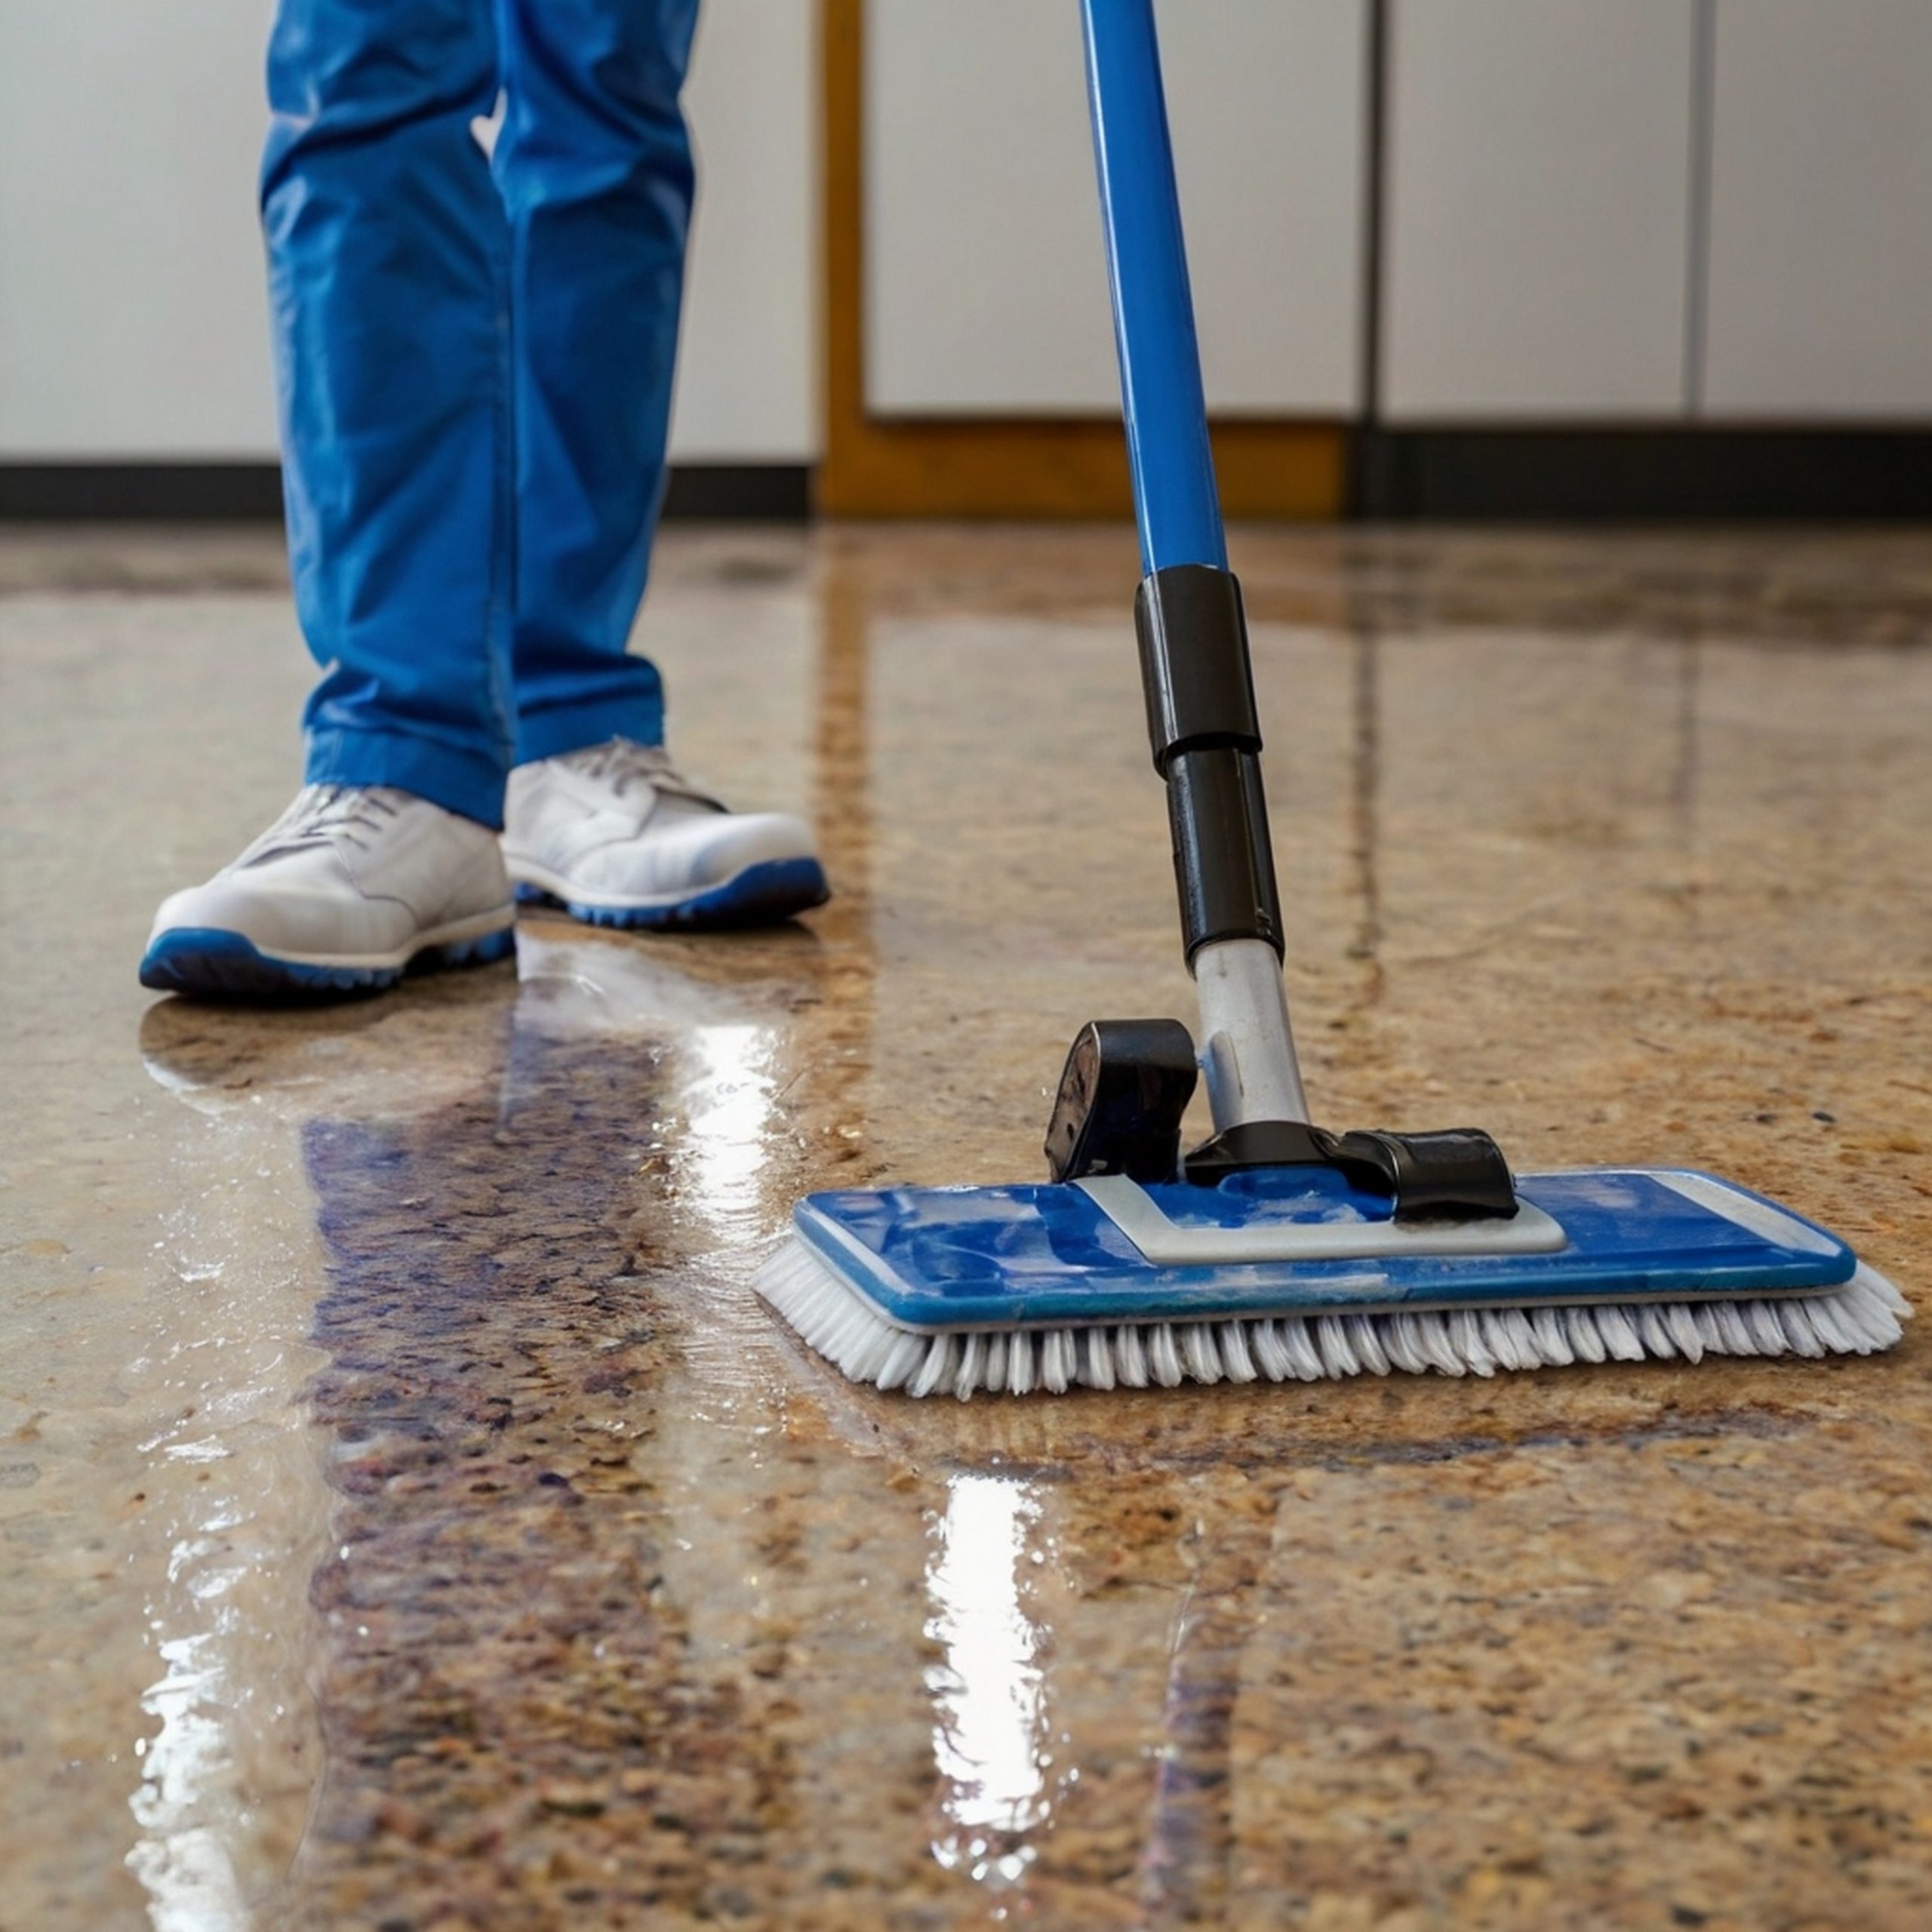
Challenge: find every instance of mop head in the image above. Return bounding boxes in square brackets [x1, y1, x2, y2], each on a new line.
[755, 1165, 1907, 1398]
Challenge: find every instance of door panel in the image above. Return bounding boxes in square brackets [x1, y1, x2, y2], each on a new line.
[1380, 0, 1697, 420]
[863, 0, 1368, 417]
[1703, 0, 1932, 420]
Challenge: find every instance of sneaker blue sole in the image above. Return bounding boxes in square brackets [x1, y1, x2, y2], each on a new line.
[514, 856, 831, 931]
[138, 923, 517, 999]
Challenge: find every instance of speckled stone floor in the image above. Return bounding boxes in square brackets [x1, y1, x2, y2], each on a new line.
[2, 522, 1930, 1931]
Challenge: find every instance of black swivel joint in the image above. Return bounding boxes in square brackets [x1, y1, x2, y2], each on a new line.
[1134, 565, 1283, 963]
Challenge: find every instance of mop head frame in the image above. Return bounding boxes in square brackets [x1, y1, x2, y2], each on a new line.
[755, 1164, 1907, 1399]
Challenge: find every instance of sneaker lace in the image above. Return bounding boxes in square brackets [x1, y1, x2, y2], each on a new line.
[239, 785, 403, 865]
[564, 739, 723, 811]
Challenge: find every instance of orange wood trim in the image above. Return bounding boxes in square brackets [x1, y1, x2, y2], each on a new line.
[817, 0, 1348, 521]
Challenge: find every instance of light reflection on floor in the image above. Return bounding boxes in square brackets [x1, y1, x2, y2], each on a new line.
[925, 1473, 1053, 1887]
[681, 1021, 781, 1241]
[128, 1627, 251, 1932]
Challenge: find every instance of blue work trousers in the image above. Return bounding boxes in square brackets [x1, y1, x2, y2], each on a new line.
[263, 0, 700, 829]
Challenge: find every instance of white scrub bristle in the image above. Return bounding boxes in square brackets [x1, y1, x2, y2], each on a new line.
[753, 1238, 1909, 1401]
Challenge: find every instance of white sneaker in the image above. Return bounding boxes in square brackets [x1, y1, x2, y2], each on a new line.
[140, 786, 516, 996]
[503, 739, 829, 929]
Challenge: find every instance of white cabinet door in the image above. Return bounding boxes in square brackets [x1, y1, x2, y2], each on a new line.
[1380, 0, 1697, 420]
[1703, 0, 1932, 420]
[0, 0, 279, 457]
[865, 0, 1368, 417]
[673, 0, 816, 460]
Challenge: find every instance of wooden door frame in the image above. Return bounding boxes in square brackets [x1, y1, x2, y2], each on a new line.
[817, 0, 1349, 519]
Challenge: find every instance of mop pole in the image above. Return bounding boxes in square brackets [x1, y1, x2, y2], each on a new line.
[1079, 0, 1308, 1133]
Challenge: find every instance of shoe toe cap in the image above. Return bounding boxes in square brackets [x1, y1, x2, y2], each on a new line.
[678, 812, 820, 887]
[146, 879, 278, 951]
[565, 812, 818, 897]
[146, 872, 406, 961]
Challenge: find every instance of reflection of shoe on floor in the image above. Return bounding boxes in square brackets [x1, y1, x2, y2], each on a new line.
[140, 786, 516, 998]
[504, 739, 829, 930]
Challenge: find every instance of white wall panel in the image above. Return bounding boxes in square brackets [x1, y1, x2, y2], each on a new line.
[1703, 0, 1932, 420]
[1381, 0, 1696, 420]
[865, 0, 1367, 417]
[672, 0, 816, 460]
[0, 0, 813, 462]
[0, 0, 281, 457]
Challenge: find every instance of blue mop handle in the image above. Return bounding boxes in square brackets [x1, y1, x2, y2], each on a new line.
[1078, 0, 1309, 1135]
[1079, 0, 1227, 577]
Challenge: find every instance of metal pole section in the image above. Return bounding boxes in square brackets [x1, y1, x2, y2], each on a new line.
[1194, 938, 1309, 1128]
[1080, 0, 1309, 1131]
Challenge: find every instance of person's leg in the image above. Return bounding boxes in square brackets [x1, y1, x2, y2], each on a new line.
[136, 0, 518, 998]
[491, 0, 700, 761]
[488, 0, 827, 931]
[264, 0, 515, 828]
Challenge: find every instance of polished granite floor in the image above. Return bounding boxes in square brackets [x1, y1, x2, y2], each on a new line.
[2, 521, 1929, 1930]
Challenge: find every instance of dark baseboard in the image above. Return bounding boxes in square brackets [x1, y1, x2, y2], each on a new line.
[0, 460, 814, 523]
[1352, 427, 1932, 520]
[0, 462, 285, 521]
[7, 442, 1928, 525]
[659, 463, 811, 520]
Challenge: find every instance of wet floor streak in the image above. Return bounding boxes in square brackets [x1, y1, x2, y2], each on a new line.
[276, 991, 1150, 1932]
[1134, 1486, 1271, 1929]
[293, 1024, 793, 1927]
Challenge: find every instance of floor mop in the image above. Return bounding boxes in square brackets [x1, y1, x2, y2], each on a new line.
[756, 0, 1908, 1398]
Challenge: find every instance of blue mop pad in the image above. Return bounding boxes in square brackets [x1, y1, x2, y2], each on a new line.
[757, 1167, 1906, 1398]
[755, 0, 1909, 1396]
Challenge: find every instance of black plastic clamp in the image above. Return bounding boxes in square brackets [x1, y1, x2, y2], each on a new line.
[1182, 1119, 1519, 1220]
[1133, 565, 1284, 963]
[1165, 744, 1283, 960]
[1044, 1018, 1199, 1183]
[1134, 565, 1262, 771]
[1041, 1018, 1519, 1220]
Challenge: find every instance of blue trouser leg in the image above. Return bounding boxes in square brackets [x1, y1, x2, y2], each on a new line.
[264, 0, 698, 828]
[493, 0, 699, 764]
[265, 0, 515, 827]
